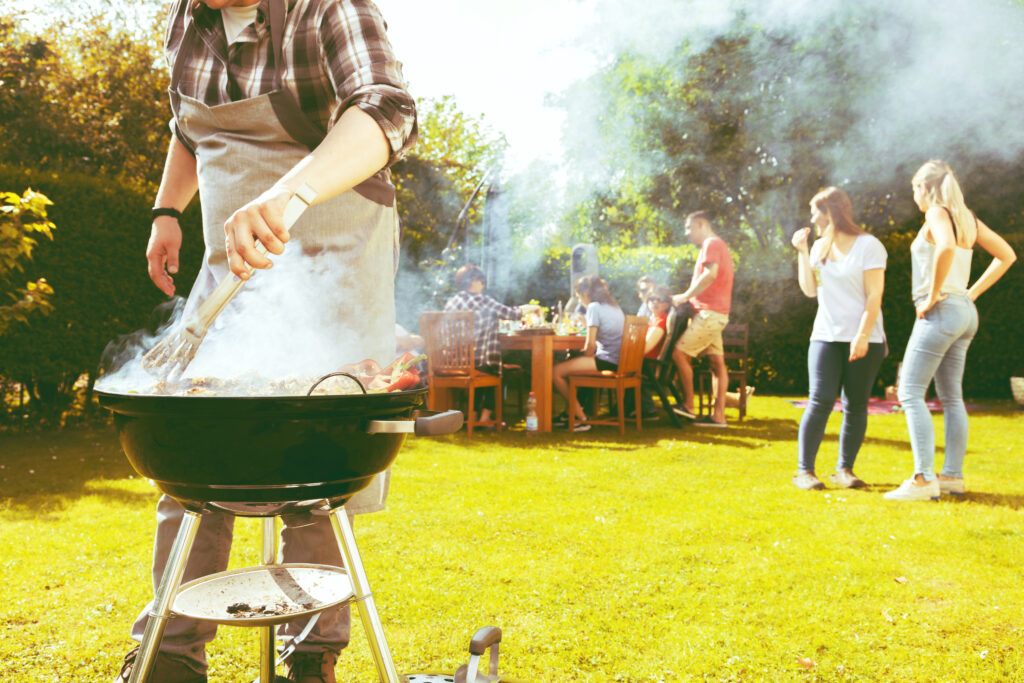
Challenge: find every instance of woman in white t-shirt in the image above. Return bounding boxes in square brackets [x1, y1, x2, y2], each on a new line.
[791, 187, 887, 491]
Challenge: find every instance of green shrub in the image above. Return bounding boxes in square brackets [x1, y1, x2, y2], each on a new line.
[0, 164, 202, 405]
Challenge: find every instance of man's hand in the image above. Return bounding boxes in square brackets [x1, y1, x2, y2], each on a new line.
[671, 293, 690, 307]
[224, 186, 293, 279]
[146, 217, 183, 296]
[791, 227, 811, 253]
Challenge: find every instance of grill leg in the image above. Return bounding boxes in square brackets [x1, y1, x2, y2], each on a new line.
[129, 510, 202, 683]
[329, 508, 401, 683]
[259, 517, 277, 682]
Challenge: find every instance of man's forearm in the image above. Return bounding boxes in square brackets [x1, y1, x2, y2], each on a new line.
[154, 136, 199, 210]
[273, 107, 390, 204]
[675, 269, 717, 303]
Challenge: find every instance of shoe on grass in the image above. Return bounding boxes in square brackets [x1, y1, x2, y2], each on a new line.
[884, 477, 940, 501]
[695, 416, 728, 428]
[792, 472, 825, 490]
[938, 476, 966, 496]
[552, 412, 569, 427]
[572, 422, 592, 432]
[672, 405, 697, 420]
[285, 651, 339, 683]
[829, 469, 866, 489]
[113, 646, 207, 683]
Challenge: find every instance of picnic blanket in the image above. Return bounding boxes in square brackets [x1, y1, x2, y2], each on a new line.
[788, 398, 984, 415]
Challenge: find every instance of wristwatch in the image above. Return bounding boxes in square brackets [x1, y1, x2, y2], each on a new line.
[151, 207, 182, 221]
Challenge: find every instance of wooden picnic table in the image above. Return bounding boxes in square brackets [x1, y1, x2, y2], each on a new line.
[499, 332, 586, 432]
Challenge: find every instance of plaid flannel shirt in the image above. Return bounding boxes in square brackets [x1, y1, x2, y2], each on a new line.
[165, 0, 417, 164]
[443, 291, 521, 368]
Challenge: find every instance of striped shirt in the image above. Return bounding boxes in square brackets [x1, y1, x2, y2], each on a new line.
[164, 0, 417, 164]
[444, 291, 522, 367]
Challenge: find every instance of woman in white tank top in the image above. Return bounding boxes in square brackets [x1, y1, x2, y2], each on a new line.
[884, 161, 1016, 501]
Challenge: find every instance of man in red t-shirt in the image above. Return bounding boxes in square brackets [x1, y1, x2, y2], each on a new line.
[670, 211, 735, 427]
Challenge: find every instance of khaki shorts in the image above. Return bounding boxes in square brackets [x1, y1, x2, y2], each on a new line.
[675, 309, 729, 357]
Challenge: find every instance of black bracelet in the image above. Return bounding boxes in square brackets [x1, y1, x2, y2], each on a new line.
[151, 207, 182, 221]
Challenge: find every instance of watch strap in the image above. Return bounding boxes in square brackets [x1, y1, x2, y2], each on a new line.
[152, 207, 182, 220]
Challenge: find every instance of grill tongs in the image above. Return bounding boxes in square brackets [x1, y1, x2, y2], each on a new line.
[142, 183, 318, 382]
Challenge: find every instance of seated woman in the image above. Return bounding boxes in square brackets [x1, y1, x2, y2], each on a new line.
[643, 285, 673, 358]
[552, 275, 625, 432]
[443, 264, 537, 426]
[627, 285, 673, 418]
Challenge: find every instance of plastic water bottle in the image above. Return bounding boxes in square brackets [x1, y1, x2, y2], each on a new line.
[525, 392, 539, 436]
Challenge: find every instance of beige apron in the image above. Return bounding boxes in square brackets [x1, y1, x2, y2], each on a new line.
[170, 3, 397, 513]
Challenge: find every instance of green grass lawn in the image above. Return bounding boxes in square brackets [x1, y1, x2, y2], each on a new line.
[1, 395, 1023, 682]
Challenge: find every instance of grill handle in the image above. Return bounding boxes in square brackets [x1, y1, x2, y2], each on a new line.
[366, 409, 463, 436]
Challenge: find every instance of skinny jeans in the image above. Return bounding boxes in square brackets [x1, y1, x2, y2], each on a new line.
[897, 294, 978, 481]
[798, 340, 886, 473]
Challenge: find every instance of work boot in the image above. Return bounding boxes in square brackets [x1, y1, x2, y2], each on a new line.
[284, 651, 338, 683]
[112, 645, 207, 683]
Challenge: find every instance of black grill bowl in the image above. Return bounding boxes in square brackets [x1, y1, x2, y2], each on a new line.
[98, 388, 429, 515]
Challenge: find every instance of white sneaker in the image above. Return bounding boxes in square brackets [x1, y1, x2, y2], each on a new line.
[938, 477, 966, 496]
[884, 478, 940, 501]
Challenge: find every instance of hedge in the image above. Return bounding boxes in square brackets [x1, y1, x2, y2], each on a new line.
[1, 162, 1020, 406]
[492, 233, 1022, 399]
[0, 164, 203, 404]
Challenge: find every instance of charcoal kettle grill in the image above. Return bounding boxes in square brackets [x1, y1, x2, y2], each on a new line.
[99, 381, 466, 683]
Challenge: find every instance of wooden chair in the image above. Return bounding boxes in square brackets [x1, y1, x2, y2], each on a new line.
[568, 315, 649, 435]
[697, 322, 749, 421]
[419, 311, 503, 436]
[642, 304, 691, 427]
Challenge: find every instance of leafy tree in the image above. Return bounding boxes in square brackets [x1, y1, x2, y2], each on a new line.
[0, 189, 55, 335]
[392, 96, 509, 320]
[0, 7, 169, 189]
[393, 95, 509, 266]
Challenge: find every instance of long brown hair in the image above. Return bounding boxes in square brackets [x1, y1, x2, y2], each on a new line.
[811, 186, 865, 265]
[575, 275, 618, 307]
[913, 160, 974, 241]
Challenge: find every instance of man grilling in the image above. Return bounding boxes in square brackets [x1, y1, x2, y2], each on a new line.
[114, 1, 416, 681]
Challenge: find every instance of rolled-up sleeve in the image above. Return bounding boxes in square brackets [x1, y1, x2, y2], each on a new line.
[319, 0, 418, 164]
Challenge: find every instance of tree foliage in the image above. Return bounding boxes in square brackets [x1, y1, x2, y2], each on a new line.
[393, 95, 508, 266]
[558, 7, 1024, 254]
[0, 189, 55, 335]
[0, 9, 169, 189]
[0, 164, 204, 407]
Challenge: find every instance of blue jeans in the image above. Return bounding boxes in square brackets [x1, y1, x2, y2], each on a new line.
[897, 294, 978, 481]
[798, 340, 886, 473]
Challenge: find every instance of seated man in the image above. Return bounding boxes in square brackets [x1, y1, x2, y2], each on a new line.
[443, 264, 538, 425]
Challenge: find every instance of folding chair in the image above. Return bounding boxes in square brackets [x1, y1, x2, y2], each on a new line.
[698, 322, 748, 421]
[642, 304, 691, 427]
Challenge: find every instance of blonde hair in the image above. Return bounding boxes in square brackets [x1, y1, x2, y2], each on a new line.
[912, 160, 974, 240]
[810, 186, 865, 265]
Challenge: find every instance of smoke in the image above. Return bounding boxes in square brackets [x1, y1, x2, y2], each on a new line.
[97, 246, 399, 394]
[565, 0, 1024, 224]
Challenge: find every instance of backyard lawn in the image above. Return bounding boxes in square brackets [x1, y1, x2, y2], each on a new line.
[1, 395, 1023, 682]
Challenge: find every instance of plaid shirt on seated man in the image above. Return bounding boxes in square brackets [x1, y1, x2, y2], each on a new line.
[443, 289, 522, 368]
